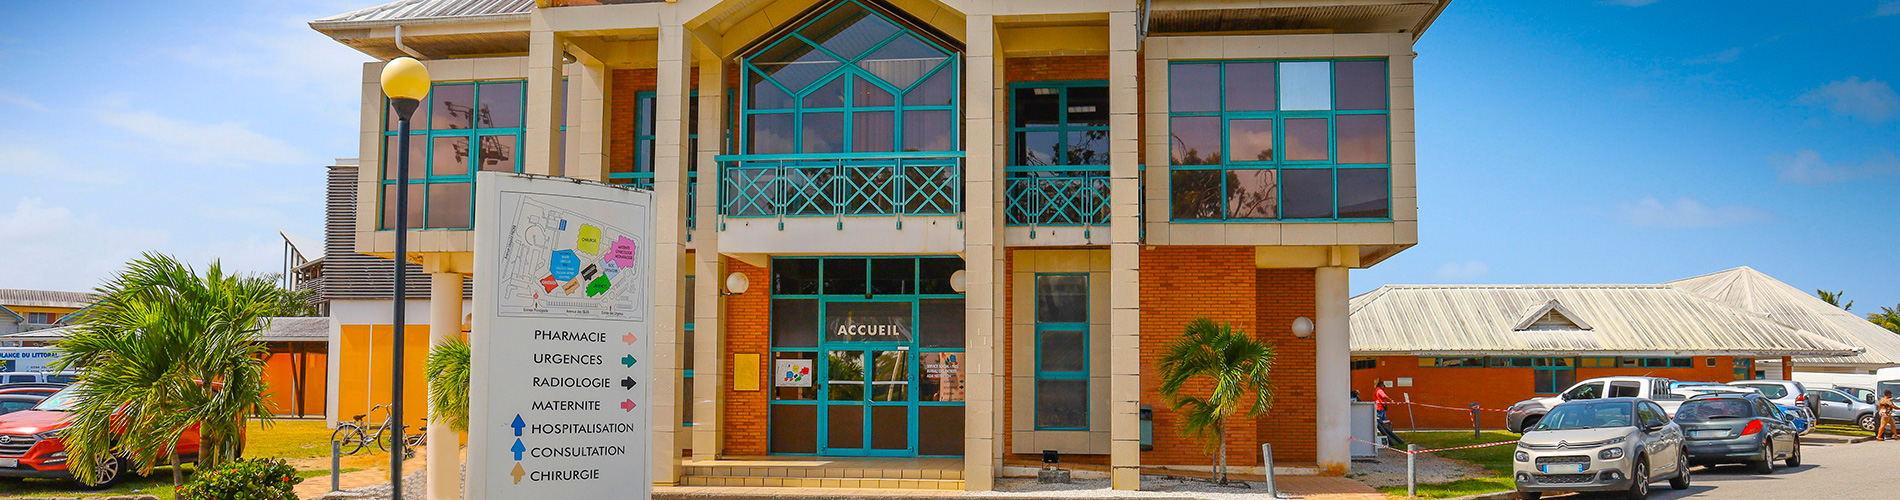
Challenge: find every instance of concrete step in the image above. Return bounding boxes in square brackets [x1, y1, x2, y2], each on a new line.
[678, 474, 965, 490]
[683, 465, 963, 480]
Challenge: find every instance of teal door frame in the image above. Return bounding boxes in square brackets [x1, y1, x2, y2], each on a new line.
[816, 296, 919, 457]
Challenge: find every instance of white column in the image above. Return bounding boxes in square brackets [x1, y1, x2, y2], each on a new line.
[523, 16, 564, 176]
[425, 272, 463, 500]
[565, 58, 611, 181]
[650, 21, 693, 486]
[1315, 266, 1351, 472]
[690, 51, 726, 459]
[962, 11, 1000, 492]
[1106, 7, 1143, 491]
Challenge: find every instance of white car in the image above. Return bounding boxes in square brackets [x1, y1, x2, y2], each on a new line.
[1513, 398, 1689, 500]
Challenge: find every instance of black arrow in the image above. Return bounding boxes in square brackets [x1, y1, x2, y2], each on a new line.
[622, 377, 638, 390]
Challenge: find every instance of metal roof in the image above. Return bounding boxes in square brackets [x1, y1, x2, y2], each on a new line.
[0, 289, 93, 310]
[0, 317, 331, 343]
[1668, 266, 1900, 367]
[1349, 284, 1863, 357]
[311, 0, 533, 30]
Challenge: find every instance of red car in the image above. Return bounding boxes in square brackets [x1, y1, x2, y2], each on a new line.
[0, 384, 206, 487]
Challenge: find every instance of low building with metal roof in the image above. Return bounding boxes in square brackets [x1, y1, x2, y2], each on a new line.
[1346, 283, 1861, 429]
[0, 289, 93, 337]
[1668, 266, 1900, 374]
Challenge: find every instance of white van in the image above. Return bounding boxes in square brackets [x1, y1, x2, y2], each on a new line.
[1877, 367, 1900, 403]
[0, 371, 79, 385]
[1793, 372, 1878, 403]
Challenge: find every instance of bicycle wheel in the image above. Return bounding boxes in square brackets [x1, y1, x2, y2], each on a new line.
[331, 424, 366, 455]
[371, 427, 391, 453]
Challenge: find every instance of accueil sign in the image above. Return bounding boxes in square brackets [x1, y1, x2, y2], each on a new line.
[826, 314, 911, 342]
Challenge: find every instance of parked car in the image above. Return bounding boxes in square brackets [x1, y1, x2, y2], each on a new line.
[0, 372, 79, 385]
[0, 383, 66, 398]
[1727, 380, 1816, 415]
[0, 394, 44, 415]
[1809, 387, 1879, 431]
[1791, 372, 1877, 403]
[1507, 377, 1689, 433]
[0, 384, 211, 487]
[1673, 393, 1801, 473]
[1513, 398, 1689, 500]
[1671, 383, 1756, 399]
[1777, 405, 1814, 435]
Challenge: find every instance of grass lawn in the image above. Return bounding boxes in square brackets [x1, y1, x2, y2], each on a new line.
[1814, 424, 1873, 437]
[0, 418, 362, 499]
[1375, 431, 1522, 499]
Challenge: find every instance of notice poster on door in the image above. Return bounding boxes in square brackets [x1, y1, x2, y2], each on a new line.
[921, 352, 965, 402]
[467, 172, 651, 500]
[776, 358, 814, 388]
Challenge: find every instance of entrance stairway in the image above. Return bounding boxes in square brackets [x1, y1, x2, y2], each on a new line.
[679, 456, 965, 490]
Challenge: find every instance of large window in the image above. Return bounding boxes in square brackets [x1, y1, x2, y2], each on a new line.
[1005, 82, 1110, 226]
[612, 92, 702, 188]
[1167, 60, 1390, 221]
[380, 81, 526, 230]
[1034, 274, 1089, 430]
[740, 0, 958, 155]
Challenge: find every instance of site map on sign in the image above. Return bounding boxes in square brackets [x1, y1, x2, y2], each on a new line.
[497, 195, 644, 320]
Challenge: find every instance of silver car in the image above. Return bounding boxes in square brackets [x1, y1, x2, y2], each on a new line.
[1811, 387, 1879, 431]
[1513, 398, 1688, 500]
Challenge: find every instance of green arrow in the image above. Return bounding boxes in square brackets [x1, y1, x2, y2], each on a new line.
[622, 355, 638, 367]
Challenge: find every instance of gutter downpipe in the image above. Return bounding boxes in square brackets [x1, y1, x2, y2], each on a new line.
[1137, 0, 1152, 49]
[394, 25, 427, 60]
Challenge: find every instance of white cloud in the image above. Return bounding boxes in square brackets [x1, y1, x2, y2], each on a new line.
[1688, 47, 1742, 65]
[0, 142, 122, 184]
[0, 198, 170, 292]
[1433, 260, 1491, 282]
[0, 90, 46, 112]
[1771, 149, 1900, 184]
[92, 108, 311, 167]
[1615, 196, 1776, 228]
[1879, 2, 1900, 16]
[1798, 77, 1900, 122]
[1605, 0, 1661, 6]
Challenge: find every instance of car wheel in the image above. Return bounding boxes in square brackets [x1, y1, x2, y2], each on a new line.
[1751, 439, 1775, 474]
[78, 455, 127, 490]
[1625, 457, 1649, 500]
[1860, 414, 1878, 432]
[1670, 453, 1691, 490]
[1787, 436, 1802, 467]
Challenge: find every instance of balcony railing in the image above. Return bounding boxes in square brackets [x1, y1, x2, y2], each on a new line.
[619, 172, 698, 234]
[715, 153, 964, 224]
[1005, 167, 1110, 226]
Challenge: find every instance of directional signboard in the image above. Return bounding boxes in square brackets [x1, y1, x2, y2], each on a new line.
[468, 173, 651, 500]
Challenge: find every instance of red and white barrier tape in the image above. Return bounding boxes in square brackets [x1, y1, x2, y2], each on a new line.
[1349, 436, 1519, 455]
[1385, 401, 1512, 413]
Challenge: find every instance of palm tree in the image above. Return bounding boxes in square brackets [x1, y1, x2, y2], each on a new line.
[1869, 305, 1900, 335]
[427, 337, 474, 432]
[1817, 290, 1853, 311]
[50, 253, 292, 487]
[1157, 317, 1276, 485]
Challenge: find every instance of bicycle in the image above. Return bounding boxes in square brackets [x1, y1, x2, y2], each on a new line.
[331, 404, 426, 458]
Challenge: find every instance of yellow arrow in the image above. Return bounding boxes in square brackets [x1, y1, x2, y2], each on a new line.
[511, 462, 525, 484]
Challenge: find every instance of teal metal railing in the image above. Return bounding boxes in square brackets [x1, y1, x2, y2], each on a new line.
[619, 172, 698, 233]
[1005, 167, 1110, 226]
[715, 152, 964, 220]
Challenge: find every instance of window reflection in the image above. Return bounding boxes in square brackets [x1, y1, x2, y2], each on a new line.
[1336, 114, 1387, 164]
[1279, 62, 1332, 111]
[430, 84, 475, 130]
[1170, 169, 1222, 219]
[1226, 169, 1278, 219]
[1284, 118, 1329, 162]
[1281, 169, 1333, 219]
[1335, 60, 1388, 111]
[1169, 63, 1220, 112]
[1228, 119, 1274, 162]
[1337, 168, 1389, 218]
[1169, 116, 1221, 165]
[1224, 63, 1275, 111]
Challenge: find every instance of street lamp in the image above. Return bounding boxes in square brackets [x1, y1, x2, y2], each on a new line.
[379, 56, 430, 500]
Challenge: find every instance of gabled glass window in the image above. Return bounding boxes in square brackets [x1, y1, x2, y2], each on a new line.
[380, 81, 526, 230]
[741, 0, 959, 155]
[1168, 60, 1390, 222]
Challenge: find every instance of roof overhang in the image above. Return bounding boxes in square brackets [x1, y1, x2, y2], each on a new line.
[1147, 0, 1450, 40]
[1354, 348, 1867, 358]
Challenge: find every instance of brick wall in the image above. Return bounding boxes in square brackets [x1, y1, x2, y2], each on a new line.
[721, 258, 771, 455]
[1351, 356, 1742, 430]
[1005, 55, 1110, 83]
[1254, 269, 1318, 464]
[1139, 246, 1263, 467]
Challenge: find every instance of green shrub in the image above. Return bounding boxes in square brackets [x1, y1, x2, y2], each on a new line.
[178, 457, 303, 500]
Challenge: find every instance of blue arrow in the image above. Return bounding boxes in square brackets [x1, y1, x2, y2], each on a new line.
[511, 439, 526, 461]
[511, 415, 526, 437]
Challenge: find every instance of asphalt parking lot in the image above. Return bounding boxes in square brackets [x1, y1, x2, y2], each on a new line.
[1640, 438, 1900, 500]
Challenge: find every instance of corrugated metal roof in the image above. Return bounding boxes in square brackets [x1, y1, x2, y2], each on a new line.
[1349, 284, 1863, 357]
[312, 0, 533, 29]
[1669, 266, 1900, 367]
[0, 289, 93, 310]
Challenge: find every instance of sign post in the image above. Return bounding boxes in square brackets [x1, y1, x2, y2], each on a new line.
[467, 173, 653, 500]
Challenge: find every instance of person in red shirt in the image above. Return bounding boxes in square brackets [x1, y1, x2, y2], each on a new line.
[1373, 380, 1405, 447]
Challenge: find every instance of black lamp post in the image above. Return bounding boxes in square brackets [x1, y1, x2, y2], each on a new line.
[379, 56, 430, 500]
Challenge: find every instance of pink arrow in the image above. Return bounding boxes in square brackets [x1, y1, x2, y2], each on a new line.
[621, 399, 637, 412]
[622, 333, 637, 345]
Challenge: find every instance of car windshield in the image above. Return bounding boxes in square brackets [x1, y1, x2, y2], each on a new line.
[1537, 401, 1635, 430]
[1736, 384, 1788, 399]
[1675, 399, 1753, 421]
[32, 384, 82, 411]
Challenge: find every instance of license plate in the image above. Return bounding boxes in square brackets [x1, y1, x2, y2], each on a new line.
[0, 458, 16, 468]
[1541, 464, 1585, 474]
[1692, 430, 1727, 439]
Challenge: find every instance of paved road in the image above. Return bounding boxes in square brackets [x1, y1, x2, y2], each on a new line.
[1643, 438, 1900, 500]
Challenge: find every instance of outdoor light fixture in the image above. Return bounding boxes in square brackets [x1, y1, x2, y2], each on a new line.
[378, 55, 430, 500]
[948, 270, 967, 293]
[1292, 316, 1315, 338]
[1042, 449, 1060, 468]
[724, 271, 750, 295]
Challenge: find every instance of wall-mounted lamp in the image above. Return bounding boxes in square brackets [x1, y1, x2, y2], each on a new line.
[723, 272, 750, 296]
[1292, 316, 1315, 338]
[949, 270, 967, 293]
[562, 51, 578, 64]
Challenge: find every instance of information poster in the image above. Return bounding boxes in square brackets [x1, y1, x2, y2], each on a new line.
[467, 173, 651, 500]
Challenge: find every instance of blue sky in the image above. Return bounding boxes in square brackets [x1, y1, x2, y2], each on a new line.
[1, 1, 1896, 311]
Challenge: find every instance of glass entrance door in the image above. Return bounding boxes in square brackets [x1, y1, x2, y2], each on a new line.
[821, 348, 912, 456]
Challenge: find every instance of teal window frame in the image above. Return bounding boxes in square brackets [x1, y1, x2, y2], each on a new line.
[1421, 357, 1485, 367]
[1005, 80, 1111, 227]
[1007, 80, 1110, 168]
[1032, 273, 1089, 431]
[616, 91, 702, 188]
[1167, 59, 1391, 222]
[379, 80, 527, 230]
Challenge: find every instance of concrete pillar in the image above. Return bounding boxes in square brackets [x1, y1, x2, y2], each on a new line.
[962, 11, 1000, 492]
[690, 50, 726, 459]
[1315, 266, 1351, 473]
[425, 272, 463, 500]
[565, 57, 611, 181]
[1106, 7, 1143, 492]
[651, 22, 693, 486]
[523, 14, 565, 176]
[1781, 356, 1793, 380]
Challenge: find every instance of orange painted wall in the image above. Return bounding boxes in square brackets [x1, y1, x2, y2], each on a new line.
[263, 346, 327, 417]
[336, 324, 432, 427]
[1351, 356, 1743, 430]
